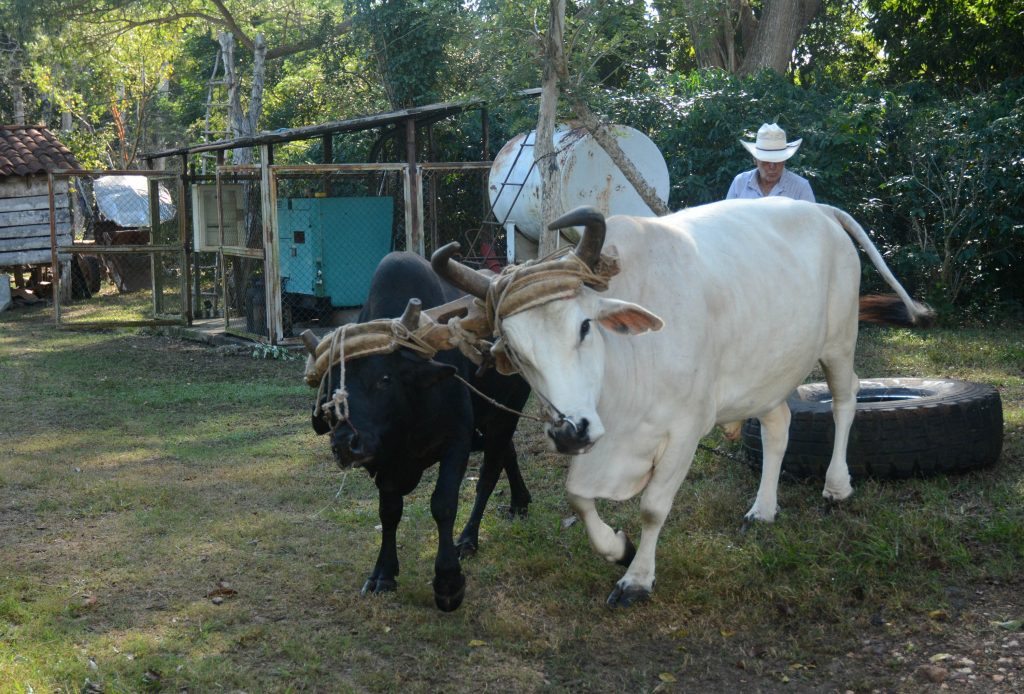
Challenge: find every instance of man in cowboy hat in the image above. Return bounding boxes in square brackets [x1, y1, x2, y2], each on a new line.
[726, 122, 815, 201]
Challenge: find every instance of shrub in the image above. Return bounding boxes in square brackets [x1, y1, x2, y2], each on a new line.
[608, 72, 1024, 322]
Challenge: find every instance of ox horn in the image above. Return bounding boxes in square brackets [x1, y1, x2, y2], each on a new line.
[548, 206, 606, 270]
[300, 329, 321, 356]
[431, 242, 491, 299]
[399, 298, 422, 331]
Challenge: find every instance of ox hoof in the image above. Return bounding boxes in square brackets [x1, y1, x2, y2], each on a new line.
[606, 582, 651, 608]
[361, 576, 398, 596]
[822, 485, 854, 503]
[615, 531, 637, 568]
[740, 510, 779, 533]
[504, 504, 529, 520]
[433, 572, 466, 612]
[819, 496, 849, 516]
[455, 536, 479, 559]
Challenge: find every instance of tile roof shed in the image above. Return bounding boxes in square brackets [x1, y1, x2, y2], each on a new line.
[1, 126, 78, 269]
[0, 125, 79, 177]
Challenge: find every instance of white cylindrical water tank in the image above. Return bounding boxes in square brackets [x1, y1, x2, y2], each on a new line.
[488, 123, 670, 241]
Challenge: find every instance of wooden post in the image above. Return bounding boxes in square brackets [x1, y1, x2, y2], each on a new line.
[48, 172, 61, 326]
[404, 118, 423, 256]
[536, 0, 566, 258]
[217, 151, 229, 328]
[189, 158, 201, 321]
[179, 154, 191, 324]
[178, 154, 191, 325]
[323, 134, 333, 164]
[148, 176, 163, 315]
[260, 143, 283, 343]
[427, 123, 437, 252]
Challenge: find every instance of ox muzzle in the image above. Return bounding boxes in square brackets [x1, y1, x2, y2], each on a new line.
[547, 416, 595, 455]
[323, 418, 378, 471]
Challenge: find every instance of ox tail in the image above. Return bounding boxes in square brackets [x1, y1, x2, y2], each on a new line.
[823, 205, 936, 328]
[859, 294, 933, 327]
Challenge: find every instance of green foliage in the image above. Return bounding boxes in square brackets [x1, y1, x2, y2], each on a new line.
[867, 0, 1024, 89]
[334, 0, 463, 110]
[875, 80, 1024, 318]
[56, 127, 113, 169]
[609, 70, 1024, 321]
[251, 343, 300, 361]
[794, 3, 884, 87]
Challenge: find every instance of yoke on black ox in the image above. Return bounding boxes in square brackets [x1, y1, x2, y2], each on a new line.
[302, 251, 530, 612]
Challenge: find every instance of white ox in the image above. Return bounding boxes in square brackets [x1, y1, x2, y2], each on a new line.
[433, 197, 934, 607]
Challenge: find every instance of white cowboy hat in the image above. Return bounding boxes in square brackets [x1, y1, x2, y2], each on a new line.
[740, 123, 803, 163]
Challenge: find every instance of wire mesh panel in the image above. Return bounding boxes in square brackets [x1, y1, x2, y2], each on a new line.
[190, 167, 267, 337]
[53, 170, 187, 328]
[272, 166, 405, 336]
[421, 163, 503, 270]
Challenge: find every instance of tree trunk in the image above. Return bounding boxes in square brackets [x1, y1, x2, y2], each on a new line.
[739, 0, 821, 75]
[12, 82, 24, 124]
[683, 0, 818, 75]
[536, 0, 565, 258]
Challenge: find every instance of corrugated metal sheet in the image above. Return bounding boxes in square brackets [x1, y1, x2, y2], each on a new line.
[94, 175, 176, 227]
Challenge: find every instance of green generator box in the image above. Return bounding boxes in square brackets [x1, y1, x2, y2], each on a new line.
[277, 196, 393, 308]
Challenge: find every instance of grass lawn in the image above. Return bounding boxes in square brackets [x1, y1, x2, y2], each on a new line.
[1, 301, 1021, 693]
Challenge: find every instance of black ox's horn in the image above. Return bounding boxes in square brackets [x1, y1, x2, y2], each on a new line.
[431, 242, 491, 299]
[300, 329, 321, 356]
[399, 298, 422, 331]
[548, 206, 607, 270]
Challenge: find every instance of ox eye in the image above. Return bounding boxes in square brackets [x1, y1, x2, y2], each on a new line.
[579, 319, 592, 342]
[376, 375, 392, 390]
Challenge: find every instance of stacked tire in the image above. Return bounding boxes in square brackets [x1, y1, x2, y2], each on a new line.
[742, 378, 1003, 479]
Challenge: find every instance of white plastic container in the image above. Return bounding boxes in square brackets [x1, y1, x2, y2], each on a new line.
[488, 123, 670, 242]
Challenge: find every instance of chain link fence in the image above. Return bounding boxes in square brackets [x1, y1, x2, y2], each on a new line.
[268, 163, 501, 339]
[189, 167, 266, 337]
[270, 165, 403, 336]
[52, 169, 187, 328]
[422, 163, 506, 271]
[42, 158, 502, 340]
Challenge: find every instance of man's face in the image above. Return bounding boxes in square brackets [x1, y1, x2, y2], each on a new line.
[756, 158, 784, 185]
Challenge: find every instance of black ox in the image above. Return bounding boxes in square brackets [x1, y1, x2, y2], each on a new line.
[309, 251, 531, 611]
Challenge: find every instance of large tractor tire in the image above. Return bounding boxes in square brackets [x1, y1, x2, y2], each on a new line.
[742, 378, 1003, 479]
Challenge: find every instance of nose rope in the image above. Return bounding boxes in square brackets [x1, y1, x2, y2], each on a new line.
[466, 247, 618, 430]
[314, 325, 350, 423]
[451, 341, 569, 428]
[312, 326, 356, 436]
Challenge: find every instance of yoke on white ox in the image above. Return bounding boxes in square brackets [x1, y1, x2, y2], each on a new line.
[302, 252, 530, 612]
[433, 197, 934, 607]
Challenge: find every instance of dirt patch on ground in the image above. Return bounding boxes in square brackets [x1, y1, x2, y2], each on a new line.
[602, 578, 1024, 693]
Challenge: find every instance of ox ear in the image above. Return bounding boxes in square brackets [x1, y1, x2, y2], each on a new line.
[595, 298, 664, 335]
[490, 339, 518, 376]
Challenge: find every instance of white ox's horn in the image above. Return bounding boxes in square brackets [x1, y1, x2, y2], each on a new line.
[548, 206, 607, 270]
[431, 242, 491, 299]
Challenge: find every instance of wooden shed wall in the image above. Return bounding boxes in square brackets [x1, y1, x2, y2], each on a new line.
[0, 176, 72, 267]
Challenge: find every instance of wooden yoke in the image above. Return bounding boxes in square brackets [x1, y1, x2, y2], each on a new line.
[301, 295, 497, 387]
